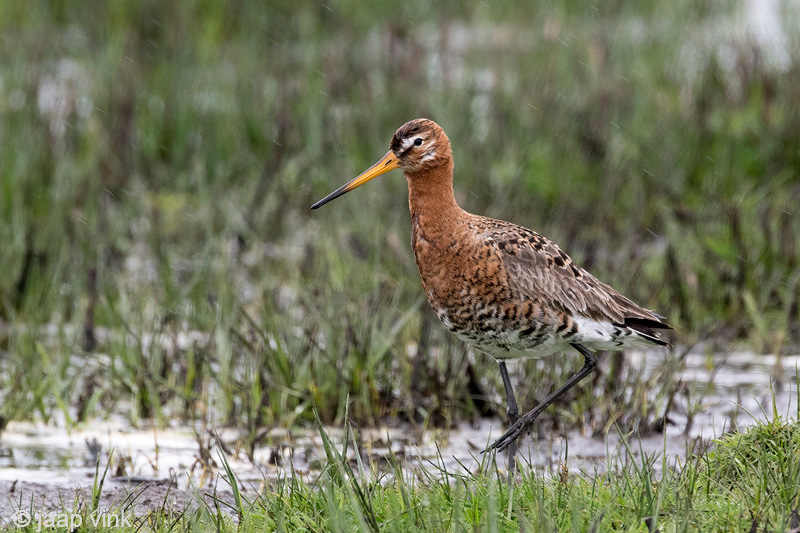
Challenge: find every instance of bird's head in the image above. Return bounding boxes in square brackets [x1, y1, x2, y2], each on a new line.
[311, 118, 451, 209]
[389, 118, 452, 174]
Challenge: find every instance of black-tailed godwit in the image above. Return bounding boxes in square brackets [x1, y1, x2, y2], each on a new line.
[311, 118, 671, 471]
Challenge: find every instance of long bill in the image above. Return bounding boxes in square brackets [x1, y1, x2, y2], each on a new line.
[310, 151, 401, 209]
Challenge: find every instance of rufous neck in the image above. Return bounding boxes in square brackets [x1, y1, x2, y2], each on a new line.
[406, 160, 462, 226]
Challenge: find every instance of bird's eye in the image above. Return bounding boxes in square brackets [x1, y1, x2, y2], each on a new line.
[414, 138, 423, 146]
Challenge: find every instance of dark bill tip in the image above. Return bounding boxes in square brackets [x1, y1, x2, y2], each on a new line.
[310, 182, 352, 210]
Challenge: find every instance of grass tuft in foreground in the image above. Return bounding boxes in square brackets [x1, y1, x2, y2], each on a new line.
[5, 413, 800, 531]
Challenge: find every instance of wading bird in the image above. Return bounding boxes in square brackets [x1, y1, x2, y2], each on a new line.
[311, 119, 671, 471]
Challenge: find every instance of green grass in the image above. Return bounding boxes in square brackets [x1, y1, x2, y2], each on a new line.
[0, 0, 798, 441]
[4, 414, 800, 531]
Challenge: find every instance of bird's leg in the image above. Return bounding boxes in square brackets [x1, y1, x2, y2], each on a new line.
[498, 361, 519, 475]
[487, 344, 598, 453]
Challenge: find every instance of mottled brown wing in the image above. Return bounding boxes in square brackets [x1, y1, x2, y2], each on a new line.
[481, 220, 663, 325]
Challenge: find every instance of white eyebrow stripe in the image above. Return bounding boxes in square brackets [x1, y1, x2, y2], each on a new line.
[401, 137, 415, 151]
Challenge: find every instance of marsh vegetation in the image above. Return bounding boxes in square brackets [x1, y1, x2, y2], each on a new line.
[1, 0, 799, 530]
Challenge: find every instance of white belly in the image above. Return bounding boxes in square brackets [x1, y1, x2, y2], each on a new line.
[446, 314, 658, 361]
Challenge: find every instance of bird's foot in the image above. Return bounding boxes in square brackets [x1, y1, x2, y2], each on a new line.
[485, 411, 540, 453]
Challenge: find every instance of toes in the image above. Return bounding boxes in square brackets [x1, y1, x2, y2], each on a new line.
[486, 438, 503, 453]
[487, 418, 529, 453]
[489, 434, 513, 452]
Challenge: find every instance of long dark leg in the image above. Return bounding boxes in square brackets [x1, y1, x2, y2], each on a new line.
[487, 344, 597, 453]
[498, 361, 519, 474]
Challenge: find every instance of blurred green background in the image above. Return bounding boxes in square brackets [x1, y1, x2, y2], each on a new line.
[0, 0, 798, 440]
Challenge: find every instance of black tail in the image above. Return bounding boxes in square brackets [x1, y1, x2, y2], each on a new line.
[614, 317, 672, 346]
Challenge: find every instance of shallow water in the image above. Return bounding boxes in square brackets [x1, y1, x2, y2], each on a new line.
[1, 348, 797, 504]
